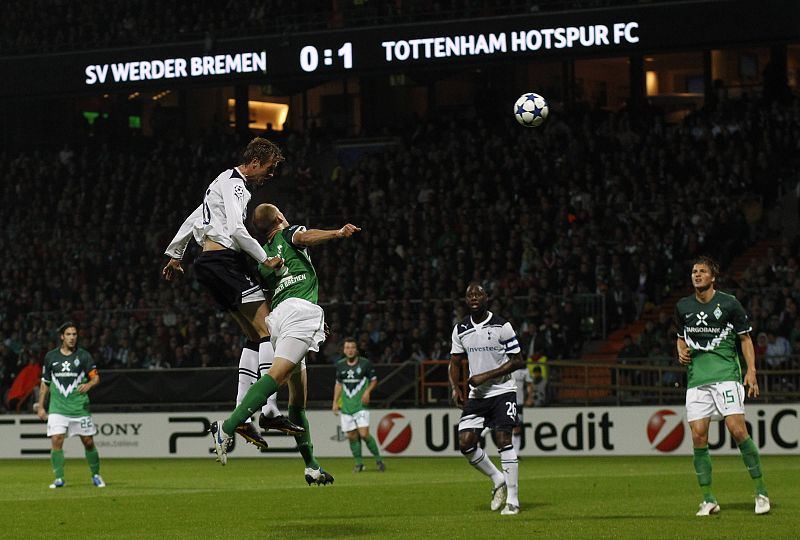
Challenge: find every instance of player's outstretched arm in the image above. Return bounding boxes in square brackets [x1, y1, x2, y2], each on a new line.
[293, 224, 361, 246]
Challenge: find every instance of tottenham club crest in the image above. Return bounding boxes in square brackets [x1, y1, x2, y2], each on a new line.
[713, 306, 722, 319]
[695, 312, 709, 326]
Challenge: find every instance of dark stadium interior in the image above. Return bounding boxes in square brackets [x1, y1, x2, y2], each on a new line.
[1, 0, 799, 412]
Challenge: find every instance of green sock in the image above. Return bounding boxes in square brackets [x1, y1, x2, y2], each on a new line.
[85, 448, 100, 475]
[223, 374, 278, 435]
[693, 447, 715, 502]
[349, 438, 363, 465]
[364, 435, 382, 461]
[289, 405, 319, 470]
[738, 437, 768, 496]
[51, 449, 65, 479]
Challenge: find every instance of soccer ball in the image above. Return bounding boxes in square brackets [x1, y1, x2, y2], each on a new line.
[514, 92, 548, 127]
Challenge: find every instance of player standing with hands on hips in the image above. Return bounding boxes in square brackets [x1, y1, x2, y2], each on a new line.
[676, 256, 770, 516]
[449, 283, 525, 515]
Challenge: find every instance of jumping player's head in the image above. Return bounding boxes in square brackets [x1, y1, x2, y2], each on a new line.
[253, 203, 289, 236]
[58, 321, 78, 351]
[464, 282, 488, 317]
[691, 255, 719, 294]
[240, 137, 284, 187]
[343, 337, 358, 361]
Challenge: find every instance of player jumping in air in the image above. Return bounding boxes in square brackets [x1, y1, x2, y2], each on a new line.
[209, 203, 360, 485]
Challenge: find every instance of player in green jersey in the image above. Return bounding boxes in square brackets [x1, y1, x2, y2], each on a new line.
[675, 256, 770, 516]
[36, 322, 105, 489]
[332, 338, 385, 472]
[209, 203, 360, 486]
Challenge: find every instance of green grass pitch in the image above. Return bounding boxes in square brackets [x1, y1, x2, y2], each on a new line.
[1, 455, 796, 539]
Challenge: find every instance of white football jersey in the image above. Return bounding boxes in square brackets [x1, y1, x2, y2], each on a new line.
[451, 311, 521, 399]
[511, 367, 533, 404]
[164, 167, 267, 263]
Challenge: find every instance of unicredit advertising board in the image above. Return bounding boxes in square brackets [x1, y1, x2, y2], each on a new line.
[1, 405, 797, 458]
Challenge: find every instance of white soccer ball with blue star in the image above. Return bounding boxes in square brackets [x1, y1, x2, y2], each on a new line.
[514, 92, 548, 127]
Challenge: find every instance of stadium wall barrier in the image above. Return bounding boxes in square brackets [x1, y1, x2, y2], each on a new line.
[1, 405, 797, 459]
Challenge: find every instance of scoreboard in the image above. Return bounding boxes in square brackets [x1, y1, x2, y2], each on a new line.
[1, 0, 798, 97]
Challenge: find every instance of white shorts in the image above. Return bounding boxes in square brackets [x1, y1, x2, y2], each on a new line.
[340, 410, 370, 432]
[267, 298, 326, 364]
[47, 413, 97, 437]
[686, 381, 746, 422]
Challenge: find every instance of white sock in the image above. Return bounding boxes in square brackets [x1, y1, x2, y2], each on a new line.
[464, 446, 504, 488]
[259, 339, 280, 418]
[499, 444, 519, 506]
[512, 433, 522, 454]
[237, 341, 259, 423]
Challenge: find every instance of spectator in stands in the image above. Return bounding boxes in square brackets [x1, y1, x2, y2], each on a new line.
[754, 332, 769, 363]
[531, 366, 549, 407]
[1, 95, 798, 380]
[618, 335, 643, 362]
[764, 331, 792, 369]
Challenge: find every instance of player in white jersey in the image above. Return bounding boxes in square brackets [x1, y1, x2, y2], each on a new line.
[161, 137, 303, 449]
[449, 283, 525, 516]
[510, 365, 533, 454]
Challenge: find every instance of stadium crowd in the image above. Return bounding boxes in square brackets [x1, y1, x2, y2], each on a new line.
[1, 93, 799, 411]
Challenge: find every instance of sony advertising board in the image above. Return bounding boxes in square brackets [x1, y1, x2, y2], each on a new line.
[1, 405, 796, 459]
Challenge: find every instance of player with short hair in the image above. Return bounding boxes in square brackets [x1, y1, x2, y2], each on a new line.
[676, 256, 770, 516]
[332, 338, 385, 472]
[449, 283, 525, 516]
[209, 203, 360, 486]
[36, 322, 105, 489]
[162, 137, 302, 451]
